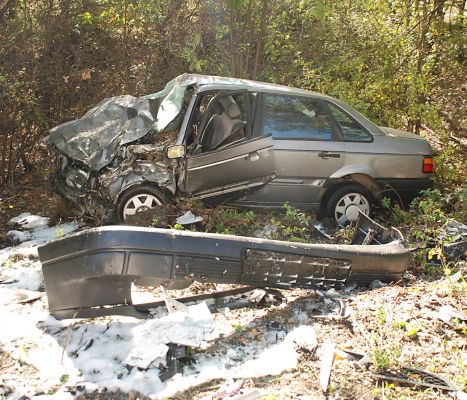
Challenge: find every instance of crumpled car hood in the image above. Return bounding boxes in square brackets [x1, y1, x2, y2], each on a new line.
[44, 74, 199, 171]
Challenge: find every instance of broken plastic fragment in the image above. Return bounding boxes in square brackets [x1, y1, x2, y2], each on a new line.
[436, 305, 467, 328]
[313, 222, 333, 240]
[319, 341, 335, 392]
[369, 280, 387, 289]
[175, 211, 203, 225]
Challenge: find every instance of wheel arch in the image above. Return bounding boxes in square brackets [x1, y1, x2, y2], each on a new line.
[108, 171, 176, 204]
[320, 173, 381, 215]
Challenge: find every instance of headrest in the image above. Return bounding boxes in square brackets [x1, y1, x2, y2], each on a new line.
[226, 103, 241, 119]
[218, 96, 241, 119]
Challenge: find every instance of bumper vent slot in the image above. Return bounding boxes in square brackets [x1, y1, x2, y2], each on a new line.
[175, 256, 241, 283]
[242, 250, 351, 288]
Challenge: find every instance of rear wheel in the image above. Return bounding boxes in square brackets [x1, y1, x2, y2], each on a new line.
[324, 184, 374, 225]
[116, 185, 166, 224]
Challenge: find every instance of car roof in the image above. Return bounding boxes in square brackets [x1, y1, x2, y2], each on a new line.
[179, 73, 329, 98]
[173, 74, 384, 135]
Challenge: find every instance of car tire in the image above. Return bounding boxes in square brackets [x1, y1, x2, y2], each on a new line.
[324, 184, 374, 226]
[116, 184, 167, 224]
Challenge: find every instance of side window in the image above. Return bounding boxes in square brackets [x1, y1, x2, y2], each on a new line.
[262, 95, 334, 140]
[327, 103, 372, 142]
[196, 92, 248, 153]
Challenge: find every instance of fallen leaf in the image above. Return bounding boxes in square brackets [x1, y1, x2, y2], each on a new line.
[81, 68, 92, 80]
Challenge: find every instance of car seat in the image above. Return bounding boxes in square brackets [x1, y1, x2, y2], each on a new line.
[201, 96, 245, 152]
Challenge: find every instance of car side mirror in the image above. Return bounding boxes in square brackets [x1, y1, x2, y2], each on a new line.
[166, 145, 186, 159]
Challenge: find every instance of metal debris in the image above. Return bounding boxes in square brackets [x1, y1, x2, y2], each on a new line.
[158, 344, 187, 381]
[312, 298, 350, 320]
[0, 278, 17, 285]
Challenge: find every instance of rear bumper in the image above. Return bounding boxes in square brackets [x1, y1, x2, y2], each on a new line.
[38, 214, 410, 319]
[377, 178, 434, 208]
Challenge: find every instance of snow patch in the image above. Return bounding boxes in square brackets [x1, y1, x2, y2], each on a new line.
[1, 212, 321, 399]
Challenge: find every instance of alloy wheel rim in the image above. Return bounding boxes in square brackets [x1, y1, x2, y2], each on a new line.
[334, 192, 370, 225]
[123, 194, 161, 220]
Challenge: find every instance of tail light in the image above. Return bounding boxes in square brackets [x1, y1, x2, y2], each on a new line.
[423, 156, 434, 173]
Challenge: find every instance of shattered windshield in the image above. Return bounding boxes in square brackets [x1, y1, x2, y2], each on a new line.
[45, 74, 198, 171]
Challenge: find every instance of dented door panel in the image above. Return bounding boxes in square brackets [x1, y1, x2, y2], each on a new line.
[181, 135, 276, 197]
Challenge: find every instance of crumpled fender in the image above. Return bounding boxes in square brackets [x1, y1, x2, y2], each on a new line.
[101, 160, 177, 199]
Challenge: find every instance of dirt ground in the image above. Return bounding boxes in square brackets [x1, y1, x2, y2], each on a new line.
[66, 272, 466, 400]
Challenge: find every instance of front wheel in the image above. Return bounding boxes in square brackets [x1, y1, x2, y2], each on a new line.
[324, 184, 374, 226]
[116, 185, 167, 224]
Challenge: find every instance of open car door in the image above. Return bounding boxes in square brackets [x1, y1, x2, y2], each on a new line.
[181, 91, 275, 199]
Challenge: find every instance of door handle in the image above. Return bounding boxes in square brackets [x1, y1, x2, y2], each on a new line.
[319, 152, 341, 159]
[248, 151, 260, 162]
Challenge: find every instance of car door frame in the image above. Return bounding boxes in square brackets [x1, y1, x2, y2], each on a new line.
[233, 92, 347, 209]
[177, 89, 276, 199]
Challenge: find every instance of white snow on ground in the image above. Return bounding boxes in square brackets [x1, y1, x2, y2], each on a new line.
[1, 213, 320, 399]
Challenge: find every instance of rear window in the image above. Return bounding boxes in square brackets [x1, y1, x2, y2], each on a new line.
[327, 103, 372, 142]
[262, 95, 334, 140]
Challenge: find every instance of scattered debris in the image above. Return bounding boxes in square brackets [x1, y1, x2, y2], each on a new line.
[175, 211, 203, 225]
[373, 366, 458, 392]
[443, 240, 467, 261]
[6, 213, 80, 245]
[312, 298, 350, 320]
[369, 280, 387, 289]
[158, 344, 187, 381]
[254, 223, 278, 239]
[14, 290, 43, 305]
[438, 220, 467, 261]
[436, 305, 467, 328]
[319, 341, 335, 392]
[124, 301, 214, 376]
[215, 378, 243, 398]
[9, 213, 50, 229]
[343, 282, 357, 293]
[439, 220, 467, 241]
[0, 278, 17, 285]
[313, 222, 334, 240]
[2, 210, 465, 399]
[163, 290, 189, 314]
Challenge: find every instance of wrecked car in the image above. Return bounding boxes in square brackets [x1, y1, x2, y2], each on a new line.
[38, 213, 410, 319]
[45, 74, 434, 224]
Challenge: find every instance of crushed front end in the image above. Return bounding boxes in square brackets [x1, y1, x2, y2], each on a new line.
[44, 75, 200, 220]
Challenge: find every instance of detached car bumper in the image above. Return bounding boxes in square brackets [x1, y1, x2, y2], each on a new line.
[38, 214, 410, 319]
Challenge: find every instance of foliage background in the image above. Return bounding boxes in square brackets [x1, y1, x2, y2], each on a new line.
[0, 0, 465, 187]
